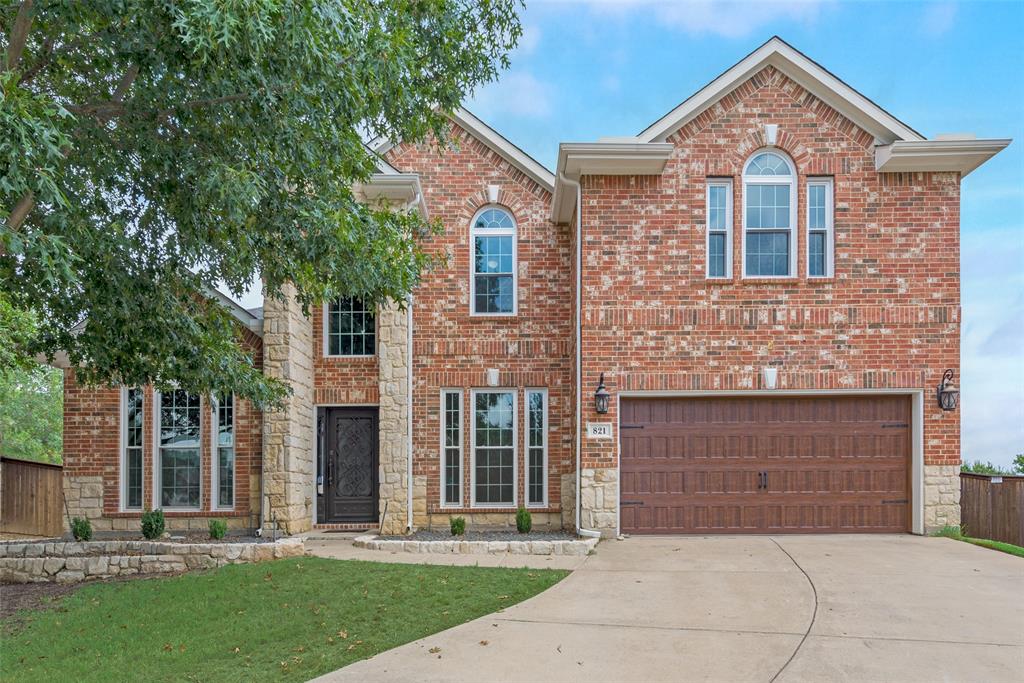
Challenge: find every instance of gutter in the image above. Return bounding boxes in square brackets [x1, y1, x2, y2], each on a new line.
[559, 172, 587, 536]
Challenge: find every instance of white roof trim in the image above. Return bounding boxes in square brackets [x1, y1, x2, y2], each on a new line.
[206, 287, 264, 337]
[551, 142, 674, 223]
[354, 173, 429, 218]
[638, 36, 924, 145]
[875, 138, 1012, 177]
[370, 108, 555, 192]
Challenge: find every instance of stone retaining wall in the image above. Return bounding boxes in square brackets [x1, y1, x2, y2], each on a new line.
[353, 534, 598, 556]
[0, 537, 304, 584]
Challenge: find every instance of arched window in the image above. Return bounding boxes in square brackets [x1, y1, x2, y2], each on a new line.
[470, 207, 517, 315]
[742, 150, 797, 277]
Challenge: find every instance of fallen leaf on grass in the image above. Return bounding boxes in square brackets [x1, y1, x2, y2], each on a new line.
[337, 630, 348, 639]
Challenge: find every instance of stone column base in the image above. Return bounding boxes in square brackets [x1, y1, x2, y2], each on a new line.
[924, 464, 961, 533]
[580, 467, 618, 538]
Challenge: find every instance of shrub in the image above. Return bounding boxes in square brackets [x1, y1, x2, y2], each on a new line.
[141, 509, 165, 540]
[932, 524, 963, 539]
[71, 517, 92, 541]
[209, 519, 228, 540]
[516, 506, 532, 534]
[450, 516, 466, 536]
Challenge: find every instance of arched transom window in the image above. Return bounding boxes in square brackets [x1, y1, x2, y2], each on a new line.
[470, 207, 517, 315]
[742, 150, 797, 277]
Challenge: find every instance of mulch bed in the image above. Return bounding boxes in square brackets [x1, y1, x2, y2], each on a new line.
[0, 572, 179, 623]
[380, 530, 579, 542]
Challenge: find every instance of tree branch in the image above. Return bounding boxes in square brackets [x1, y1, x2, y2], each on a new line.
[4, 0, 33, 72]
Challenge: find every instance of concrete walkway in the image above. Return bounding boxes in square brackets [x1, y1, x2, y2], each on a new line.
[311, 535, 1023, 683]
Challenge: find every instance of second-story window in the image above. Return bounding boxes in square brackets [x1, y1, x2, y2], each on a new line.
[471, 207, 516, 315]
[326, 297, 375, 356]
[807, 178, 834, 278]
[742, 150, 797, 278]
[706, 179, 733, 278]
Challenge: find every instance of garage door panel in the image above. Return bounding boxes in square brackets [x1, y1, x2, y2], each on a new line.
[620, 396, 911, 534]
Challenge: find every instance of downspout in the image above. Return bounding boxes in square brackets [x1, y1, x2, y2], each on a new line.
[559, 172, 592, 537]
[406, 295, 414, 531]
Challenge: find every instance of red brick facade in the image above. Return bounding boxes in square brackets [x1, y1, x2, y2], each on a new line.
[578, 66, 960, 476]
[62, 328, 263, 531]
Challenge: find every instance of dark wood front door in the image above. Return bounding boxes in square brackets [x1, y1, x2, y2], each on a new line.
[620, 396, 911, 534]
[318, 407, 379, 524]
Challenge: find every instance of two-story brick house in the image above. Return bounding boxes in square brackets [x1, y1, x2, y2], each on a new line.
[60, 37, 1009, 538]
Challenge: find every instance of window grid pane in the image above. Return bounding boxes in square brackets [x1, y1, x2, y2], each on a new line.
[808, 185, 827, 229]
[471, 209, 515, 314]
[746, 184, 790, 229]
[707, 185, 727, 230]
[443, 392, 461, 506]
[160, 390, 201, 508]
[217, 394, 234, 507]
[746, 231, 791, 276]
[809, 231, 827, 277]
[125, 388, 144, 509]
[327, 297, 375, 356]
[708, 233, 727, 277]
[474, 393, 514, 505]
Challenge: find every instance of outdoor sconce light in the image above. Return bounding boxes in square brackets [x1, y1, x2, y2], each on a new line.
[594, 373, 610, 414]
[937, 369, 960, 411]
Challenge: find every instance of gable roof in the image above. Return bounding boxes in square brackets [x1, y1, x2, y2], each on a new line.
[637, 36, 925, 145]
[370, 107, 555, 192]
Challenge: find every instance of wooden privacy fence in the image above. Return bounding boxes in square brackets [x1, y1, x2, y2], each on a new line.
[0, 456, 64, 538]
[960, 472, 1024, 547]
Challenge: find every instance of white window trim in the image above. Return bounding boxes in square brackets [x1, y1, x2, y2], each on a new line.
[705, 178, 734, 279]
[806, 177, 835, 278]
[322, 299, 377, 358]
[525, 388, 548, 508]
[469, 206, 518, 317]
[211, 394, 235, 511]
[119, 387, 143, 512]
[439, 389, 463, 508]
[469, 388, 518, 508]
[741, 149, 798, 279]
[153, 389, 203, 512]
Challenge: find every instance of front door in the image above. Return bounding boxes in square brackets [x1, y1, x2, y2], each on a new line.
[318, 407, 379, 523]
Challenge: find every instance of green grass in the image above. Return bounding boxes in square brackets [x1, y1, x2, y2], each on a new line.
[1, 557, 568, 682]
[932, 525, 1024, 558]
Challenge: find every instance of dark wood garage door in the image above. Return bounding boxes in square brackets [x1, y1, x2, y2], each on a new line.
[620, 396, 911, 534]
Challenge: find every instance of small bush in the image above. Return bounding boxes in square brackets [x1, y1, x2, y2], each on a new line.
[71, 517, 92, 541]
[209, 519, 228, 540]
[933, 524, 963, 539]
[516, 506, 532, 534]
[450, 516, 466, 536]
[141, 509, 165, 540]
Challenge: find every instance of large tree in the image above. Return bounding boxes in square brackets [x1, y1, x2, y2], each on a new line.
[1, 0, 521, 405]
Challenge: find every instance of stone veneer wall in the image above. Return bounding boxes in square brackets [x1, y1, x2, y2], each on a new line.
[580, 468, 618, 537]
[377, 302, 411, 534]
[262, 283, 315, 535]
[0, 538, 303, 584]
[924, 464, 961, 532]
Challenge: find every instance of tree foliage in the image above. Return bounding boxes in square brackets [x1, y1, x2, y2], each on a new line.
[961, 458, 1024, 476]
[1, 0, 522, 405]
[0, 362, 62, 464]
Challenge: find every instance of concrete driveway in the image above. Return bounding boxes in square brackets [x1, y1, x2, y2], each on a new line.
[314, 535, 1023, 682]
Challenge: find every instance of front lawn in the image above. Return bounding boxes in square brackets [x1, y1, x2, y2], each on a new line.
[933, 525, 1024, 558]
[1, 557, 568, 682]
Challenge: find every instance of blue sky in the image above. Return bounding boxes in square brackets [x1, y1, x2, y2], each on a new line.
[463, 0, 1023, 468]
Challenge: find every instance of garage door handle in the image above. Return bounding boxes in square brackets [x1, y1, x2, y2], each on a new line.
[621, 501, 645, 506]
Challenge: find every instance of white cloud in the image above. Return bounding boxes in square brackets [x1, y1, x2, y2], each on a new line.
[517, 24, 542, 56]
[922, 1, 957, 37]
[537, 0, 829, 38]
[470, 71, 554, 119]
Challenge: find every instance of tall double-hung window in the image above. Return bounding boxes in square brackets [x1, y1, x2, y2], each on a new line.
[743, 150, 797, 277]
[706, 180, 733, 278]
[441, 390, 462, 507]
[214, 394, 235, 509]
[122, 388, 144, 510]
[471, 208, 516, 315]
[807, 178, 834, 277]
[472, 390, 516, 505]
[157, 390, 202, 509]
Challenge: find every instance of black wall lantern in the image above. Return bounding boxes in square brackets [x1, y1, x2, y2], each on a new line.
[594, 373, 610, 414]
[936, 369, 960, 411]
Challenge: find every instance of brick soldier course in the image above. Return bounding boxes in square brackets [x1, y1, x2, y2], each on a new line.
[57, 38, 1008, 539]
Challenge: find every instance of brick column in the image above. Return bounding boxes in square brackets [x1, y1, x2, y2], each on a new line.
[261, 283, 314, 535]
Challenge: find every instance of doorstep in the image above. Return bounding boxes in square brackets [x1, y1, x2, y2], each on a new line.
[353, 534, 599, 556]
